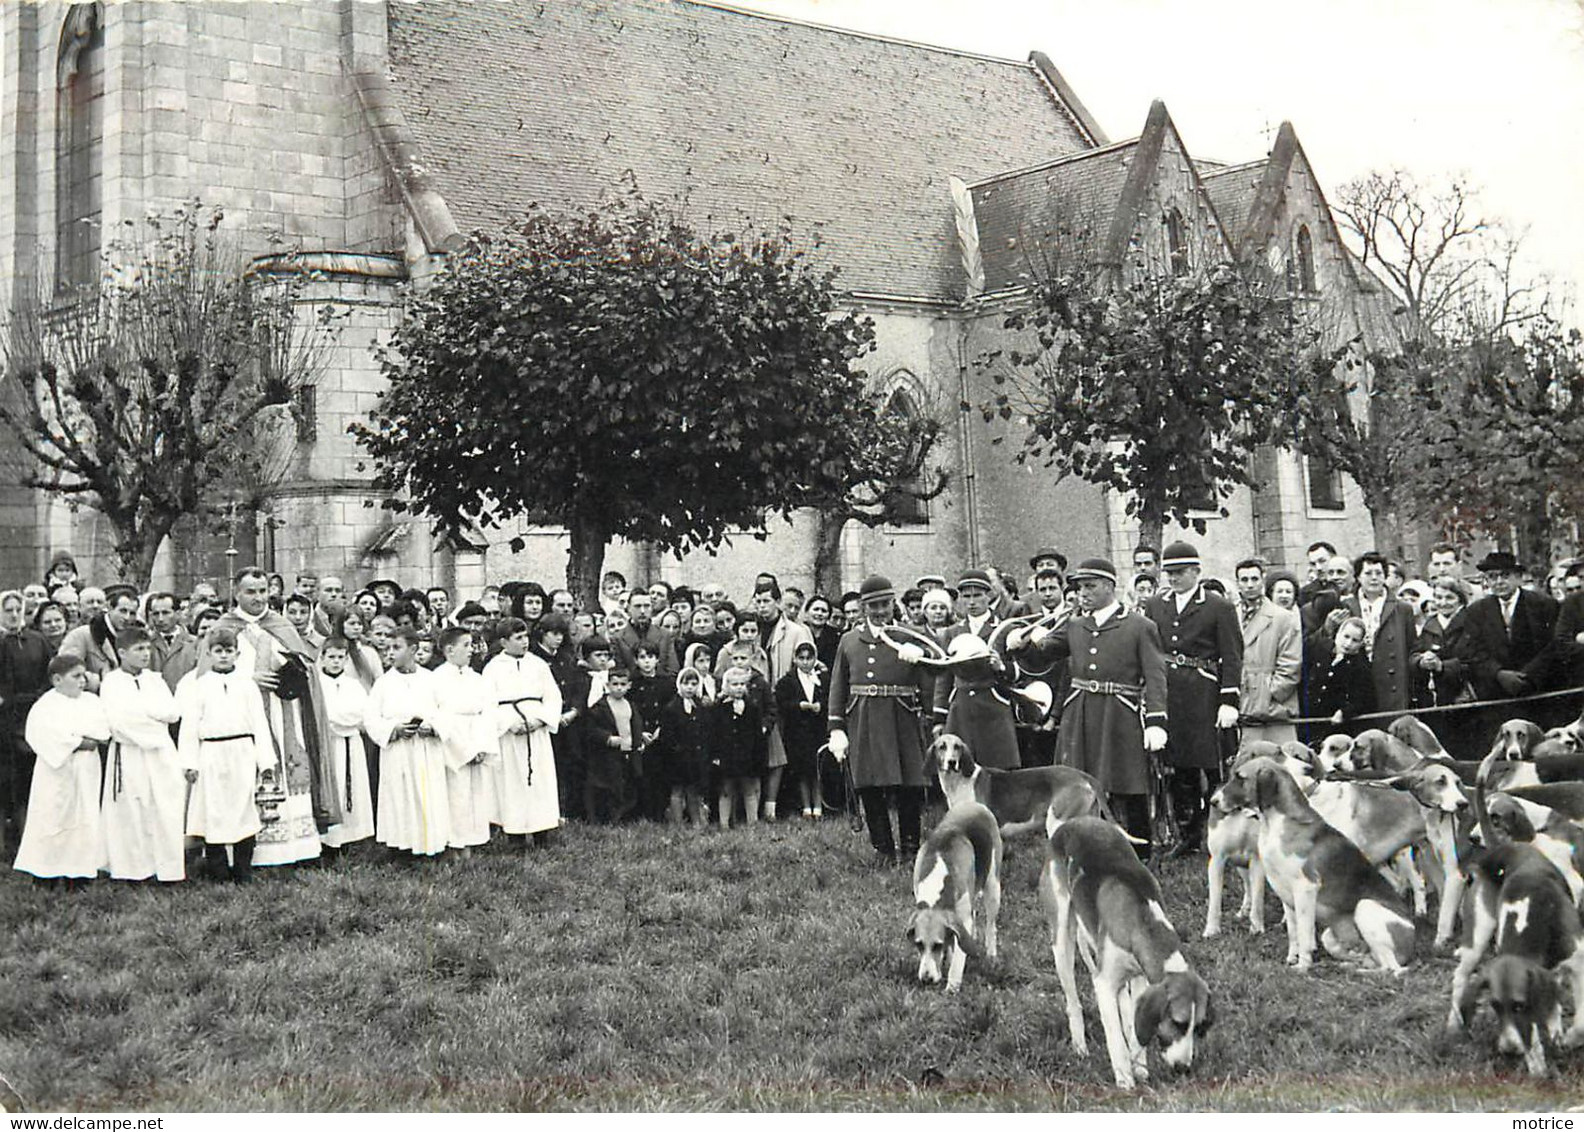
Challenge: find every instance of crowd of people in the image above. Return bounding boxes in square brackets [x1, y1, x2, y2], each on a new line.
[2, 533, 1582, 886]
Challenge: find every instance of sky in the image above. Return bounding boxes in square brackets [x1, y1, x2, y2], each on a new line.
[733, 0, 1584, 316]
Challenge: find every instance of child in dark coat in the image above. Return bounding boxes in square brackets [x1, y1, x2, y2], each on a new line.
[1304, 616, 1377, 732]
[707, 665, 766, 828]
[653, 667, 711, 826]
[629, 644, 672, 820]
[583, 665, 644, 824]
[773, 641, 828, 819]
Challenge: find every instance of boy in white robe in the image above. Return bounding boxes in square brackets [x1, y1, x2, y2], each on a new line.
[431, 626, 498, 851]
[365, 627, 449, 857]
[483, 617, 562, 848]
[100, 628, 185, 882]
[14, 655, 110, 886]
[177, 629, 275, 883]
[317, 637, 374, 853]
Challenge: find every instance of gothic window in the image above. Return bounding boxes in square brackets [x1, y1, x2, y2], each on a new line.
[1306, 453, 1345, 511]
[1163, 209, 1190, 277]
[1295, 224, 1317, 294]
[883, 387, 930, 526]
[56, 3, 106, 292]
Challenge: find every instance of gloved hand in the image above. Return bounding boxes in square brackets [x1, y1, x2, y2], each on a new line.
[896, 643, 925, 665]
[1496, 669, 1528, 697]
[1143, 726, 1168, 752]
[1216, 704, 1240, 730]
[828, 728, 849, 762]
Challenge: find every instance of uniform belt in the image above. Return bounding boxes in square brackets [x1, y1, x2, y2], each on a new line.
[849, 684, 918, 698]
[1165, 652, 1217, 675]
[1069, 679, 1143, 697]
[202, 732, 254, 742]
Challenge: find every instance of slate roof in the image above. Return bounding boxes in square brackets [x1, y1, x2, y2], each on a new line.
[968, 141, 1138, 291]
[385, 0, 1097, 300]
[1200, 161, 1265, 257]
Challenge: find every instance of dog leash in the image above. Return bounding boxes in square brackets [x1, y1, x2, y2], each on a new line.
[816, 742, 865, 832]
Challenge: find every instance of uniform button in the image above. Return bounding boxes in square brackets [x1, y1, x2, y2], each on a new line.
[1089, 663, 1097, 670]
[866, 671, 874, 678]
[1089, 647, 1098, 654]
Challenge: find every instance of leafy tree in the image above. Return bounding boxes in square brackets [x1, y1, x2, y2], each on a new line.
[0, 204, 337, 587]
[354, 189, 883, 606]
[978, 265, 1305, 551]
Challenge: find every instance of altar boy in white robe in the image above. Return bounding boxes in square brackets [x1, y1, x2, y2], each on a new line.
[365, 627, 449, 857]
[178, 630, 275, 883]
[14, 654, 110, 887]
[431, 626, 499, 852]
[100, 628, 185, 882]
[483, 616, 562, 849]
[317, 637, 374, 855]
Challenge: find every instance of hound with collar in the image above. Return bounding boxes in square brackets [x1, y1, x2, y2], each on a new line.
[1448, 772, 1584, 1073]
[1219, 757, 1416, 973]
[905, 801, 1002, 993]
[1041, 815, 1214, 1088]
[927, 732, 1106, 837]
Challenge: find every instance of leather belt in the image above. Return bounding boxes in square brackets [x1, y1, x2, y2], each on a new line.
[1165, 652, 1217, 675]
[1070, 679, 1143, 697]
[202, 732, 255, 742]
[849, 684, 918, 697]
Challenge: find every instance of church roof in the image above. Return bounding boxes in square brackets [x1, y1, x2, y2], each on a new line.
[1200, 161, 1265, 257]
[384, 0, 1098, 301]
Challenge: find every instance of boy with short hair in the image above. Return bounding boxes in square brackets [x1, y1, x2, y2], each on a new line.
[365, 628, 450, 857]
[484, 617, 563, 848]
[284, 593, 323, 654]
[431, 626, 499, 851]
[317, 637, 374, 854]
[13, 655, 111, 886]
[584, 667, 644, 824]
[629, 644, 670, 820]
[177, 630, 275, 883]
[100, 627, 186, 881]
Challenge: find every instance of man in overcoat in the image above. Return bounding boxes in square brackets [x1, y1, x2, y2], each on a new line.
[1463, 550, 1559, 702]
[1233, 558, 1302, 745]
[1016, 558, 1168, 857]
[827, 575, 932, 865]
[934, 569, 1019, 769]
[1143, 541, 1242, 857]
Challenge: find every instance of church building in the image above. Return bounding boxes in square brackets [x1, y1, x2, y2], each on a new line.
[0, 0, 1400, 595]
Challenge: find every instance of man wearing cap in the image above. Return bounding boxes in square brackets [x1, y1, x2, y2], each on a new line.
[1008, 566, 1072, 767]
[1143, 541, 1243, 857]
[1463, 550, 1559, 701]
[826, 575, 932, 864]
[1013, 557, 1167, 854]
[933, 569, 1020, 769]
[1025, 547, 1068, 603]
[59, 583, 143, 693]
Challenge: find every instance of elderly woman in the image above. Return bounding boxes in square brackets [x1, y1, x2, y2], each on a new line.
[32, 601, 70, 654]
[1411, 575, 1473, 708]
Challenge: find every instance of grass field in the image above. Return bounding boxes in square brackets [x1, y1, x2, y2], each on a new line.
[1, 811, 1581, 1112]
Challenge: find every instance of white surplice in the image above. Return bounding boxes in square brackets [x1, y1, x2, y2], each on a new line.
[14, 689, 111, 879]
[483, 651, 562, 834]
[430, 662, 499, 848]
[318, 669, 374, 848]
[177, 670, 274, 845]
[365, 666, 450, 856]
[100, 668, 185, 881]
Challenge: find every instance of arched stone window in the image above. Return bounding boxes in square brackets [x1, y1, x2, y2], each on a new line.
[1163, 208, 1190, 277]
[56, 3, 106, 292]
[883, 386, 930, 526]
[1295, 224, 1317, 294]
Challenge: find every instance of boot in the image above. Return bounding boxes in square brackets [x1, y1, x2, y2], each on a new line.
[203, 843, 231, 882]
[230, 837, 255, 884]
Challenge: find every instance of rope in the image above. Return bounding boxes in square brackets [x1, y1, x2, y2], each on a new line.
[1282, 683, 1584, 728]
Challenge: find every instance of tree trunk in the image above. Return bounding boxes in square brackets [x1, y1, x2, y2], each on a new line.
[110, 511, 176, 591]
[1138, 508, 1163, 560]
[812, 510, 847, 599]
[565, 511, 610, 613]
[1369, 508, 1403, 563]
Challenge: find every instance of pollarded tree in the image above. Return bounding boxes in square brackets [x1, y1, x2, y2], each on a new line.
[0, 204, 339, 587]
[354, 188, 882, 606]
[978, 264, 1307, 551]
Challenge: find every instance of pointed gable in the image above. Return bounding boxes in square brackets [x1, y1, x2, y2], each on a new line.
[383, 0, 1097, 301]
[967, 101, 1233, 292]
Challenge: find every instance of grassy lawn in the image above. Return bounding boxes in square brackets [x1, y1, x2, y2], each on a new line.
[1, 811, 1580, 1112]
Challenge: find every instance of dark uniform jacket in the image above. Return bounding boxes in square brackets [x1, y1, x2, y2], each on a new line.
[1033, 605, 1168, 796]
[1463, 589, 1559, 699]
[826, 621, 931, 789]
[1143, 587, 1242, 770]
[933, 615, 1018, 769]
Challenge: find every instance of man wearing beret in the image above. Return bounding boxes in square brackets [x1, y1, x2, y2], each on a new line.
[827, 575, 932, 864]
[1143, 541, 1243, 857]
[1008, 558, 1168, 856]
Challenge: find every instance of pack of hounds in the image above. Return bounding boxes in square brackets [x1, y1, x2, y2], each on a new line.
[903, 718, 1584, 1088]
